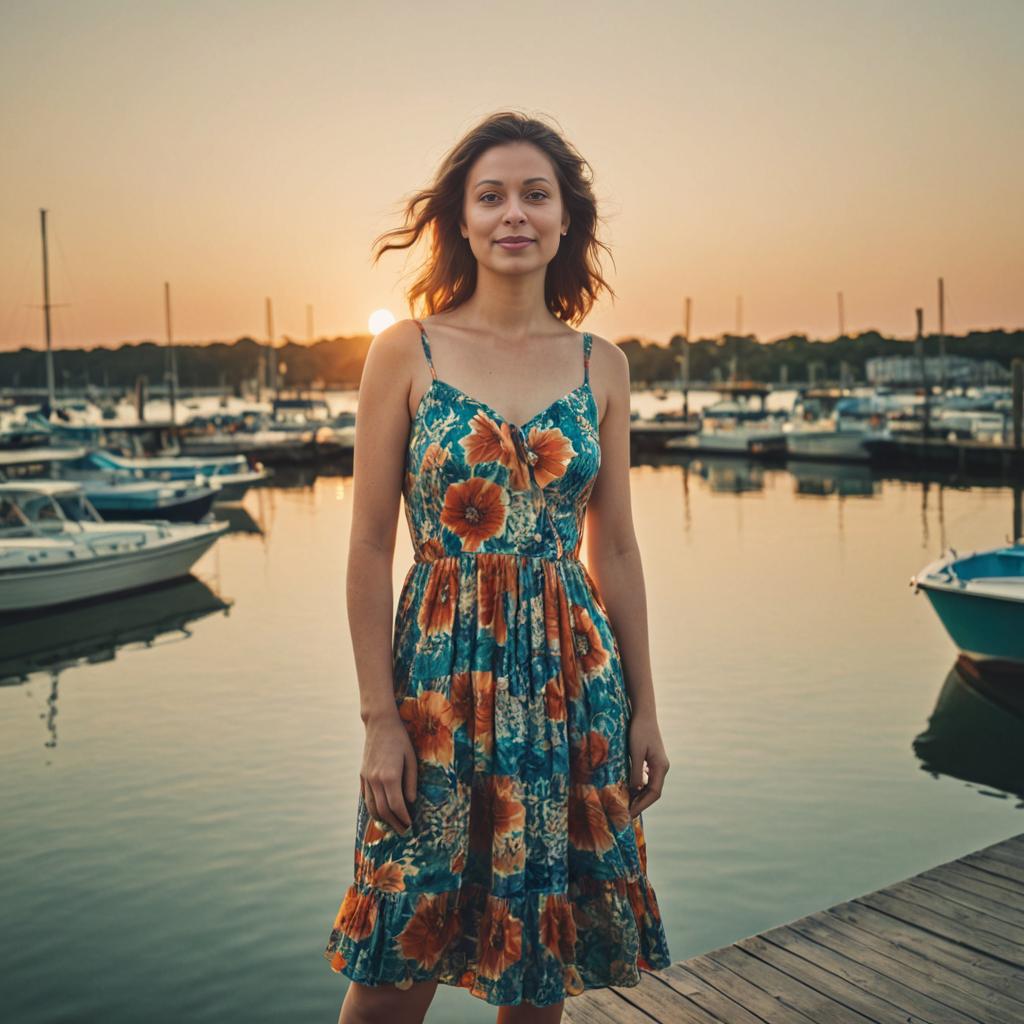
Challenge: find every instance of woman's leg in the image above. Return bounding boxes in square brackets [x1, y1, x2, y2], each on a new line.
[495, 999, 564, 1024]
[337, 978, 440, 1024]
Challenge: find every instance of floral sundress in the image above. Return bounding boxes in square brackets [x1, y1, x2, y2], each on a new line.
[323, 319, 671, 1007]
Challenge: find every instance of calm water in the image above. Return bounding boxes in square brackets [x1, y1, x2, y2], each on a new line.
[3, 442, 1022, 1023]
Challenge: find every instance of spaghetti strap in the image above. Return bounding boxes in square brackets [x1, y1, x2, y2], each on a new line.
[583, 331, 593, 384]
[411, 319, 437, 381]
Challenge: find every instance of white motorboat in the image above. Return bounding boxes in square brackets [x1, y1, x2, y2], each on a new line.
[667, 396, 788, 456]
[72, 449, 268, 502]
[0, 480, 229, 612]
[782, 390, 892, 462]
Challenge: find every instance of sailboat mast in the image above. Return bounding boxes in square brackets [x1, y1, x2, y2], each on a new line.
[39, 208, 56, 409]
[937, 276, 947, 392]
[164, 281, 178, 424]
[265, 296, 276, 397]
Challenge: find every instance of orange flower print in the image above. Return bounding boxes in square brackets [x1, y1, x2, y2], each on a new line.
[472, 670, 495, 754]
[570, 605, 609, 678]
[540, 894, 577, 963]
[462, 411, 518, 468]
[544, 677, 566, 721]
[626, 877, 647, 928]
[441, 476, 508, 551]
[417, 559, 458, 635]
[420, 441, 450, 472]
[396, 892, 457, 969]
[449, 671, 473, 731]
[491, 776, 526, 836]
[478, 556, 517, 645]
[334, 886, 377, 941]
[598, 781, 632, 833]
[363, 819, 387, 846]
[568, 784, 615, 854]
[634, 817, 650, 874]
[369, 861, 406, 893]
[398, 691, 455, 766]
[570, 729, 610, 785]
[478, 899, 523, 980]
[524, 426, 576, 488]
[419, 537, 446, 561]
[555, 586, 582, 701]
[542, 565, 562, 648]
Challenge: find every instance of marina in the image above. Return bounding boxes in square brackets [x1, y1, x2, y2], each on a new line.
[2, 450, 1022, 1022]
[2, 3, 1021, 1017]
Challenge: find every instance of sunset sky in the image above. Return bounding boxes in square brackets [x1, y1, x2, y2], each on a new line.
[1, 0, 1021, 350]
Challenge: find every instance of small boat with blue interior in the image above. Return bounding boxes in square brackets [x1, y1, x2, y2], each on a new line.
[911, 542, 1024, 669]
[0, 448, 222, 522]
[71, 449, 268, 501]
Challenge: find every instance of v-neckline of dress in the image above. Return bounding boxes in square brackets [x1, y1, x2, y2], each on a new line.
[428, 376, 593, 434]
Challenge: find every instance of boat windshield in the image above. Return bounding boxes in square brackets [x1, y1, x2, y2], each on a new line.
[0, 492, 72, 536]
[0, 495, 31, 536]
[55, 491, 104, 524]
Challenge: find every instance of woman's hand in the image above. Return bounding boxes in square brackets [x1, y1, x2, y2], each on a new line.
[627, 710, 670, 818]
[360, 710, 418, 835]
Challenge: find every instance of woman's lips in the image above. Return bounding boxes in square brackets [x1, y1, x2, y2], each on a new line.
[496, 239, 534, 250]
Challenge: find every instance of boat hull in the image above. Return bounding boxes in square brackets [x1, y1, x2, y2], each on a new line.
[87, 489, 218, 522]
[0, 526, 227, 612]
[918, 584, 1024, 664]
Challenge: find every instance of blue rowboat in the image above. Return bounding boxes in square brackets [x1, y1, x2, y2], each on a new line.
[911, 543, 1024, 667]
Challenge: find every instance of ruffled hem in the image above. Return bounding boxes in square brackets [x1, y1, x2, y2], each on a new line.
[323, 874, 671, 1008]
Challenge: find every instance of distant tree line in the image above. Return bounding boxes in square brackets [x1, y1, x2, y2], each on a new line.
[620, 329, 1022, 387]
[0, 328, 1019, 393]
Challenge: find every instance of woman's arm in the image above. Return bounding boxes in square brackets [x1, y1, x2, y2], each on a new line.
[345, 320, 422, 833]
[583, 337, 670, 817]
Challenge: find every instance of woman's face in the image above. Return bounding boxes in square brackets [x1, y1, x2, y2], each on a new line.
[460, 141, 569, 275]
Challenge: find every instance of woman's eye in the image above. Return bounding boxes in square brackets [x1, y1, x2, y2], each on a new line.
[478, 191, 548, 203]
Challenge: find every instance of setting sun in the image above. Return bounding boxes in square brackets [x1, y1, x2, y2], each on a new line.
[368, 309, 397, 335]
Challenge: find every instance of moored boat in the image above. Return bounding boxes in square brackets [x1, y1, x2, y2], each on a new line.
[0, 480, 228, 612]
[911, 542, 1024, 668]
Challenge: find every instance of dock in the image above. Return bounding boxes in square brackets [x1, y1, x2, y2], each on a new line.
[565, 832, 1024, 1023]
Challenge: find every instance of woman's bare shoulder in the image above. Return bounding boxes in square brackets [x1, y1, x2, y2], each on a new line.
[366, 317, 422, 359]
[587, 333, 628, 380]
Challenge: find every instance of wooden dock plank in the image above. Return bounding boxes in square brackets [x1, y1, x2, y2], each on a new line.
[654, 963, 769, 1024]
[785, 910, 1024, 1024]
[564, 832, 1024, 1023]
[854, 890, 1024, 967]
[906, 872, 1024, 931]
[825, 901, 1024, 1003]
[754, 924, 980, 1024]
[675, 953, 821, 1024]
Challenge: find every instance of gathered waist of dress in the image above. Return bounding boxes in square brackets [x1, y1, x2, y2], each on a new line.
[412, 550, 583, 565]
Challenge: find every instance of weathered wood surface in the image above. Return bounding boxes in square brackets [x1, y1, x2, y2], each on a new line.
[565, 832, 1024, 1023]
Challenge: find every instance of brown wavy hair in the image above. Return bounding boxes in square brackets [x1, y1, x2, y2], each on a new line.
[371, 110, 615, 326]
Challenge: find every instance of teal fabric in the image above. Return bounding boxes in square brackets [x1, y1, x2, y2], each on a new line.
[324, 320, 671, 1007]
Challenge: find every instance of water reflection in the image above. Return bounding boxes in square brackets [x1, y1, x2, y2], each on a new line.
[0, 578, 231, 752]
[213, 503, 263, 535]
[692, 458, 765, 493]
[789, 461, 878, 498]
[913, 654, 1024, 805]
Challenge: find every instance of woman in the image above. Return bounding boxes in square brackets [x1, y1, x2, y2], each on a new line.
[325, 110, 672, 1023]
